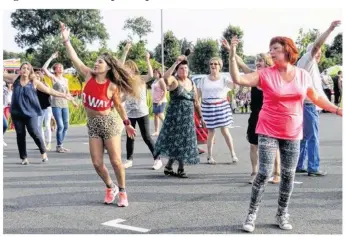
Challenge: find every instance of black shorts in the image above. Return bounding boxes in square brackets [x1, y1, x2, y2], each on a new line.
[246, 113, 259, 145]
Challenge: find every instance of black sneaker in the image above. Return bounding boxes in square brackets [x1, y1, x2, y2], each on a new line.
[308, 170, 327, 176]
[296, 169, 307, 173]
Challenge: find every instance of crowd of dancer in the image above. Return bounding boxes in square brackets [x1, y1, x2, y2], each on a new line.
[2, 20, 342, 232]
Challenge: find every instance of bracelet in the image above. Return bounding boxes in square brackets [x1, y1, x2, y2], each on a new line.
[123, 119, 130, 126]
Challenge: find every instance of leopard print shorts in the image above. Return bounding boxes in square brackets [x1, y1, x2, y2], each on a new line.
[87, 112, 123, 140]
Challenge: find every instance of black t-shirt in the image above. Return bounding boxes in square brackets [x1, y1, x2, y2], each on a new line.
[250, 87, 263, 115]
[37, 90, 51, 110]
[333, 76, 340, 93]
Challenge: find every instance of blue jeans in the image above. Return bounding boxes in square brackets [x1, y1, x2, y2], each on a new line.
[3, 114, 8, 134]
[297, 103, 320, 173]
[52, 107, 69, 146]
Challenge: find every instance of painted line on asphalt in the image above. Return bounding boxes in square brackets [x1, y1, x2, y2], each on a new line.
[294, 181, 303, 184]
[230, 125, 241, 128]
[83, 143, 88, 145]
[102, 219, 150, 233]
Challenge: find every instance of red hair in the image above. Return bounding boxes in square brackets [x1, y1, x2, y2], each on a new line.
[270, 37, 299, 64]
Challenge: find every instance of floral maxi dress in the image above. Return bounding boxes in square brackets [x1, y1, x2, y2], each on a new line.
[154, 83, 200, 165]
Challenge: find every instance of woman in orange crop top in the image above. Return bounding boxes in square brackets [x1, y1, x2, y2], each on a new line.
[61, 22, 140, 208]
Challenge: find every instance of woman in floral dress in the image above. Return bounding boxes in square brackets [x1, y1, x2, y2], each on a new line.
[154, 55, 205, 178]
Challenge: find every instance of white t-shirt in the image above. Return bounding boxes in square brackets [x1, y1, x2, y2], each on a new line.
[199, 75, 233, 103]
[297, 50, 327, 107]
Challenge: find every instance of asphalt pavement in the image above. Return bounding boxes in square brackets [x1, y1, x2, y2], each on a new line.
[3, 113, 342, 234]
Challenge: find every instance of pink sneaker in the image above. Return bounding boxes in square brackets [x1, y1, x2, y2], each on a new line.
[104, 186, 119, 204]
[117, 192, 129, 207]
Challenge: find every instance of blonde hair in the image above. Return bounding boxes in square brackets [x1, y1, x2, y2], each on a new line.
[209, 57, 223, 71]
[256, 53, 273, 67]
[125, 60, 140, 75]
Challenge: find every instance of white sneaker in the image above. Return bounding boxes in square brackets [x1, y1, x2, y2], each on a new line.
[123, 160, 133, 168]
[232, 154, 239, 163]
[207, 156, 216, 164]
[21, 158, 29, 165]
[152, 159, 163, 170]
[276, 214, 293, 230]
[243, 213, 256, 232]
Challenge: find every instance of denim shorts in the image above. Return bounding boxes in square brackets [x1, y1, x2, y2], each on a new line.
[153, 102, 167, 114]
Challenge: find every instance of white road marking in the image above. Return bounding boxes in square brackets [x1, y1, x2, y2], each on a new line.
[294, 181, 303, 184]
[230, 125, 241, 128]
[83, 143, 88, 145]
[102, 219, 150, 233]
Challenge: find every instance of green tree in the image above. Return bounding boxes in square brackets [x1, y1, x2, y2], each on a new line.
[123, 16, 153, 41]
[11, 10, 108, 48]
[3, 50, 25, 60]
[295, 28, 319, 56]
[154, 31, 181, 67]
[220, 25, 244, 72]
[190, 38, 219, 74]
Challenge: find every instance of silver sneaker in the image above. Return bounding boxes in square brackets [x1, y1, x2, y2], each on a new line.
[123, 160, 133, 168]
[207, 156, 216, 164]
[21, 158, 29, 165]
[152, 159, 163, 170]
[243, 213, 256, 232]
[276, 214, 293, 230]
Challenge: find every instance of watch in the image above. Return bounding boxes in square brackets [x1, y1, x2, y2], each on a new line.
[123, 119, 130, 126]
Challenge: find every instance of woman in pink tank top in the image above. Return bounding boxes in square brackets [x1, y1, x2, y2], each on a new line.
[226, 36, 342, 233]
[151, 69, 167, 136]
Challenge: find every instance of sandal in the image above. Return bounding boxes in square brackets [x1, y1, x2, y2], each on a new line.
[164, 167, 174, 176]
[175, 169, 188, 178]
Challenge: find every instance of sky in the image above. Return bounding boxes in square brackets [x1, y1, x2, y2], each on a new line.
[2, 9, 343, 56]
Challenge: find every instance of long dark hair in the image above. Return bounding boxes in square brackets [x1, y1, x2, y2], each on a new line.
[92, 52, 140, 98]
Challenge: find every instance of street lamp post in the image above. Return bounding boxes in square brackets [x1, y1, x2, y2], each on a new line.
[161, 9, 164, 73]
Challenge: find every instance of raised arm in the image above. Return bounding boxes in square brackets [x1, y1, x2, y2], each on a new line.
[42, 52, 59, 81]
[163, 55, 186, 90]
[120, 42, 131, 65]
[311, 20, 341, 58]
[221, 38, 254, 74]
[141, 52, 154, 83]
[227, 37, 260, 87]
[60, 22, 91, 79]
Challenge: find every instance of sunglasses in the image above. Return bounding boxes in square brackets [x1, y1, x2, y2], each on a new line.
[210, 63, 219, 66]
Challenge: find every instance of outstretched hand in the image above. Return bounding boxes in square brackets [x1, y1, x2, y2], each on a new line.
[51, 51, 59, 59]
[329, 20, 341, 31]
[60, 21, 70, 41]
[126, 125, 136, 139]
[176, 55, 187, 64]
[221, 37, 231, 51]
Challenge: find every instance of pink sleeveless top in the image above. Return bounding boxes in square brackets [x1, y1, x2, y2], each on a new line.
[151, 79, 167, 103]
[256, 66, 313, 140]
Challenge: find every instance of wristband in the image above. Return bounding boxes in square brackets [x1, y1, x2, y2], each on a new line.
[123, 119, 130, 126]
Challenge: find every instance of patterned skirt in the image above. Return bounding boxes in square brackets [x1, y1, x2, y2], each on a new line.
[201, 100, 233, 129]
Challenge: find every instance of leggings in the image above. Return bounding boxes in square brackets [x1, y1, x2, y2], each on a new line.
[126, 115, 158, 160]
[248, 134, 299, 216]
